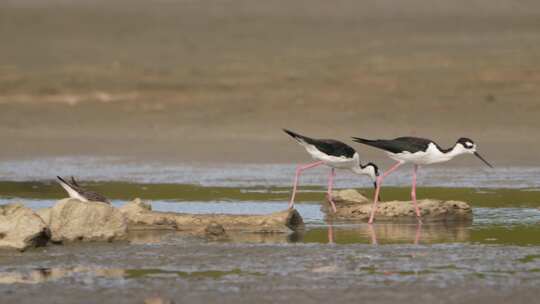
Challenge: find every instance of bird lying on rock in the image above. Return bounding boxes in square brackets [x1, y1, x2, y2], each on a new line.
[56, 176, 111, 204]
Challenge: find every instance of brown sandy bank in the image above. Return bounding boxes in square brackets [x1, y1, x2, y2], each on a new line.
[0, 0, 539, 165]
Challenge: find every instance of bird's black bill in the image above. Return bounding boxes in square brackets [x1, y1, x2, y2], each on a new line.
[474, 152, 493, 168]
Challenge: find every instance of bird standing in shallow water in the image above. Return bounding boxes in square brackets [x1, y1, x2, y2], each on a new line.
[284, 129, 379, 212]
[57, 176, 111, 204]
[352, 136, 493, 224]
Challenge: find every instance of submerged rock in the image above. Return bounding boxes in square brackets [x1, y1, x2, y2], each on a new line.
[202, 222, 228, 241]
[204, 222, 227, 236]
[144, 297, 175, 304]
[120, 198, 304, 233]
[327, 189, 473, 222]
[48, 199, 128, 242]
[0, 203, 50, 251]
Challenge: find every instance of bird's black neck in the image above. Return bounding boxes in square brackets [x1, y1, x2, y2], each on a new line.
[436, 143, 456, 154]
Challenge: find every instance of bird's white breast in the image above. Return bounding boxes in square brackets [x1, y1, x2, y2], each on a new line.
[59, 182, 88, 202]
[387, 143, 451, 165]
[304, 145, 357, 169]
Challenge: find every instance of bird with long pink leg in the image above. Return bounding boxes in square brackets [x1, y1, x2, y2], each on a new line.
[283, 129, 379, 213]
[352, 136, 493, 224]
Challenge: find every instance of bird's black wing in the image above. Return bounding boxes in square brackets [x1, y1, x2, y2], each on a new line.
[70, 176, 81, 187]
[313, 139, 356, 158]
[284, 129, 356, 158]
[352, 137, 433, 153]
[80, 190, 111, 204]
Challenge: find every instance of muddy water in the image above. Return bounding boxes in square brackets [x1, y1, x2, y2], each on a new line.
[1, 161, 540, 303]
[1, 232, 540, 303]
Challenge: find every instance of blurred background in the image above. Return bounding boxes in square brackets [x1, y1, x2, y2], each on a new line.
[1, 0, 539, 166]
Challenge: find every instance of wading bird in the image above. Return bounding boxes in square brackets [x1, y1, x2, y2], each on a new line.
[284, 129, 379, 212]
[57, 176, 111, 204]
[352, 136, 493, 224]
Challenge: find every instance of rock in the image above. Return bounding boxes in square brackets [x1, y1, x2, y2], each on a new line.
[119, 198, 177, 230]
[0, 203, 50, 251]
[120, 199, 304, 233]
[49, 199, 128, 242]
[120, 198, 152, 214]
[332, 189, 370, 206]
[144, 297, 175, 304]
[204, 222, 226, 237]
[201, 222, 228, 241]
[36, 207, 51, 225]
[172, 209, 304, 233]
[326, 189, 473, 222]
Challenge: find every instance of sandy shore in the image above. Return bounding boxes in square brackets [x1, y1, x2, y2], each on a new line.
[1, 95, 537, 166]
[0, 0, 539, 166]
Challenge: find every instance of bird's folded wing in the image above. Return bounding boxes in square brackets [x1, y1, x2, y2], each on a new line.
[353, 137, 431, 154]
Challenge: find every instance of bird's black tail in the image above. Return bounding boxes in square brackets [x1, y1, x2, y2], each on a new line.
[352, 137, 382, 148]
[57, 175, 78, 192]
[57, 176, 69, 186]
[352, 137, 374, 144]
[283, 129, 312, 143]
[283, 128, 301, 139]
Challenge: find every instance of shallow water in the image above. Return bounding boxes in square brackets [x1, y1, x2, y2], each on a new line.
[1, 236, 540, 304]
[1, 156, 540, 188]
[2, 181, 540, 208]
[1, 159, 540, 303]
[2, 196, 539, 246]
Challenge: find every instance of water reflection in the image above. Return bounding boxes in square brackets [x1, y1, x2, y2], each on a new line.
[0, 267, 125, 284]
[0, 267, 253, 284]
[128, 218, 539, 246]
[127, 229, 295, 244]
[366, 223, 422, 245]
[295, 221, 471, 245]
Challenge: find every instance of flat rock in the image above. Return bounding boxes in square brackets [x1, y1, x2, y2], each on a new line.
[327, 189, 473, 222]
[120, 198, 304, 232]
[36, 207, 51, 225]
[332, 189, 371, 206]
[49, 199, 128, 242]
[0, 203, 50, 251]
[118, 198, 177, 230]
[144, 297, 175, 304]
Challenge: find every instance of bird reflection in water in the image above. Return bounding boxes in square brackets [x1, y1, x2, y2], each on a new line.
[366, 223, 422, 245]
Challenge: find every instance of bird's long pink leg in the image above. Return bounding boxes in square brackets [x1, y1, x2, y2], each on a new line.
[411, 164, 423, 224]
[414, 222, 422, 245]
[327, 221, 335, 244]
[289, 161, 324, 209]
[369, 161, 402, 224]
[326, 168, 337, 213]
[367, 224, 378, 245]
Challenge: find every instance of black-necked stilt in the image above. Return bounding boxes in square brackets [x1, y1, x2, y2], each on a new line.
[352, 136, 493, 224]
[284, 129, 379, 212]
[57, 176, 111, 204]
